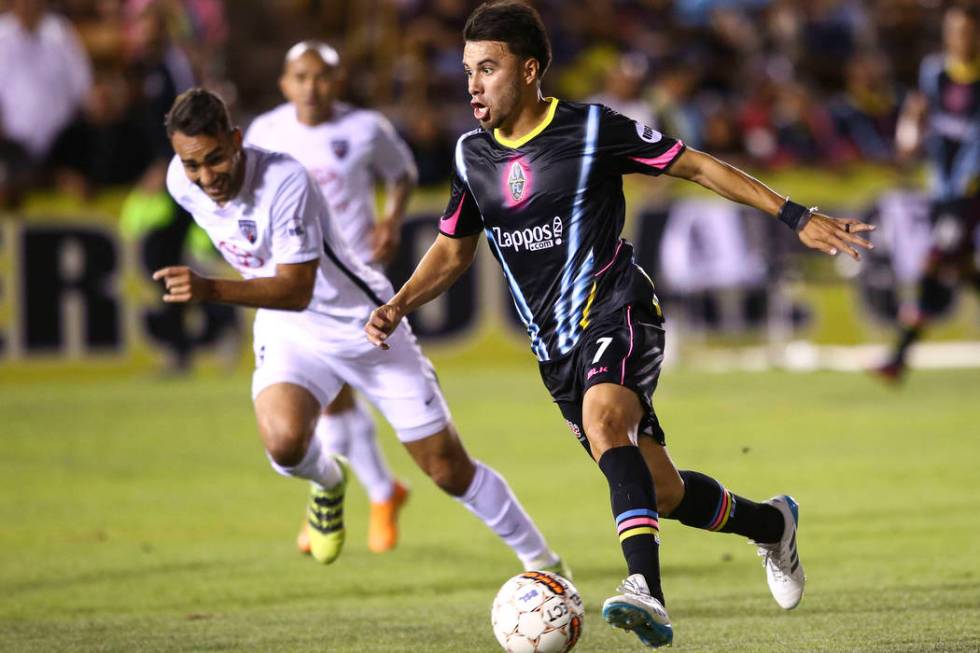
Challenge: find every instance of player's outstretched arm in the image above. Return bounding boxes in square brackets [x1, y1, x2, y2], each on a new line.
[666, 148, 875, 260]
[152, 260, 318, 310]
[365, 233, 480, 348]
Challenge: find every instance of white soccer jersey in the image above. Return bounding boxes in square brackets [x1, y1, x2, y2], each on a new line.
[244, 102, 417, 263]
[166, 146, 393, 346]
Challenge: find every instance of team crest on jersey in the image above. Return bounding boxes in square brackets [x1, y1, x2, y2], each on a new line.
[238, 219, 258, 243]
[331, 139, 349, 159]
[502, 158, 532, 207]
[508, 161, 526, 201]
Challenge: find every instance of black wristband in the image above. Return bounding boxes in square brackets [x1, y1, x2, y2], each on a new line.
[777, 200, 813, 232]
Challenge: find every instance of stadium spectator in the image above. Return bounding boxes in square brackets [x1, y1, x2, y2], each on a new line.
[829, 50, 901, 163]
[0, 0, 92, 174]
[48, 65, 153, 198]
[587, 51, 656, 127]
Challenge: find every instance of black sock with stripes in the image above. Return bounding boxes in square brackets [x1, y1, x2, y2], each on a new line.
[597, 446, 664, 603]
[665, 470, 784, 543]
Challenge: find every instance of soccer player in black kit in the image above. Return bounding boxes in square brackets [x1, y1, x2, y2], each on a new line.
[365, 1, 875, 647]
[876, 4, 980, 383]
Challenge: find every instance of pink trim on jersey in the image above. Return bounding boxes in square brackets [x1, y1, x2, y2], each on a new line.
[594, 240, 624, 277]
[440, 192, 467, 235]
[621, 305, 635, 384]
[629, 141, 684, 170]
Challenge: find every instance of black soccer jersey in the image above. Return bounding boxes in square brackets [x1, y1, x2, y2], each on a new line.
[919, 54, 980, 201]
[439, 99, 685, 362]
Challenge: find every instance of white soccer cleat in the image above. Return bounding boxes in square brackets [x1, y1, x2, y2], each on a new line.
[602, 573, 673, 648]
[756, 494, 805, 610]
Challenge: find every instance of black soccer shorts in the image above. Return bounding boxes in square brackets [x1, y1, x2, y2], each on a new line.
[538, 301, 667, 457]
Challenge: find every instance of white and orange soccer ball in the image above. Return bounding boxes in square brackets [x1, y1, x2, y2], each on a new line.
[490, 571, 584, 653]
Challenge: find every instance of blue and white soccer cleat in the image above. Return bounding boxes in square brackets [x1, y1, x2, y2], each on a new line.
[756, 494, 806, 609]
[602, 574, 673, 648]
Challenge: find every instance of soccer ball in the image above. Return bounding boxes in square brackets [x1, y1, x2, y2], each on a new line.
[491, 571, 584, 653]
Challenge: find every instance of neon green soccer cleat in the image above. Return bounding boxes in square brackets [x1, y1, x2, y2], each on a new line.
[306, 456, 349, 565]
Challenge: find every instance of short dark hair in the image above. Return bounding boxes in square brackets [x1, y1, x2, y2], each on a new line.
[463, 1, 552, 79]
[165, 88, 233, 138]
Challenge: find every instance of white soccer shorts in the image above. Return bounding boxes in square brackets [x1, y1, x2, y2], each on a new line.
[250, 314, 450, 442]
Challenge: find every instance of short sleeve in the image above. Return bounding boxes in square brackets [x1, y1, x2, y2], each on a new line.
[597, 105, 685, 177]
[370, 113, 419, 183]
[438, 165, 482, 238]
[270, 170, 323, 265]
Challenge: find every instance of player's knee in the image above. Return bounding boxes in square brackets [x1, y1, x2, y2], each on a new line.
[259, 415, 311, 467]
[583, 410, 633, 458]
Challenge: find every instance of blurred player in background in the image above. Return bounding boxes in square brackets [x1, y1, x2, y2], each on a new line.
[156, 87, 567, 576]
[877, 4, 980, 382]
[365, 1, 874, 648]
[245, 41, 415, 555]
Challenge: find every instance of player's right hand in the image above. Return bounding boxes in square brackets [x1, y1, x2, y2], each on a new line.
[152, 265, 211, 303]
[365, 304, 403, 350]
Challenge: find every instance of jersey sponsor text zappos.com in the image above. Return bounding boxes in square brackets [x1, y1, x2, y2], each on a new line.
[491, 216, 565, 252]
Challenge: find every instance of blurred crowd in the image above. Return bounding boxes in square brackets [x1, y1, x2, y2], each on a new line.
[0, 0, 959, 203]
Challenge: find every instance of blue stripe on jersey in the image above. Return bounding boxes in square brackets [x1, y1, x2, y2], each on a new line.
[455, 130, 480, 185]
[555, 104, 599, 355]
[485, 227, 549, 361]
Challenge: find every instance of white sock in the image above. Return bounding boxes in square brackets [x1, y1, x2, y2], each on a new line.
[266, 432, 343, 489]
[344, 400, 396, 503]
[317, 402, 395, 503]
[457, 460, 557, 568]
[315, 412, 350, 458]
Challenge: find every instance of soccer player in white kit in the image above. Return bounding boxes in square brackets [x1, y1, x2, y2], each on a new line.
[154, 87, 567, 574]
[244, 41, 415, 555]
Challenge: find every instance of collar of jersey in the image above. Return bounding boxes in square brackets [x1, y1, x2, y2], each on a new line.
[493, 97, 559, 149]
[946, 56, 980, 84]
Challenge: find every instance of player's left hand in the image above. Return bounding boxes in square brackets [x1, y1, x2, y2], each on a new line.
[798, 213, 875, 261]
[152, 266, 212, 303]
[371, 219, 402, 265]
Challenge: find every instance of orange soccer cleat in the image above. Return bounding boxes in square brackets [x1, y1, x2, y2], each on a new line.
[296, 519, 311, 555]
[367, 480, 410, 553]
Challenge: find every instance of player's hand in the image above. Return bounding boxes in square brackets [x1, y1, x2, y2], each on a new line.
[798, 213, 875, 261]
[365, 303, 403, 350]
[152, 266, 212, 303]
[371, 219, 401, 265]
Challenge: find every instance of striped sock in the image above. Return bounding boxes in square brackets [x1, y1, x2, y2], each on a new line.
[598, 446, 664, 603]
[666, 470, 783, 543]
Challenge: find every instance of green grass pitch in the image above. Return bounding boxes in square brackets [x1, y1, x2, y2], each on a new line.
[1, 361, 979, 652]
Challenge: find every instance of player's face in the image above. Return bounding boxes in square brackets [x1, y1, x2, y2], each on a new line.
[944, 10, 977, 61]
[280, 51, 337, 124]
[463, 40, 526, 131]
[171, 129, 244, 204]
